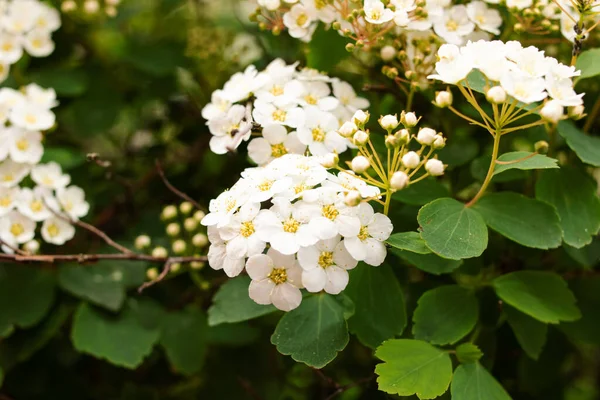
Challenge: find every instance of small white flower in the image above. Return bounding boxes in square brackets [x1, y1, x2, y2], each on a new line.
[9, 104, 55, 131]
[353, 130, 369, 146]
[364, 0, 394, 24]
[222, 65, 269, 103]
[416, 127, 437, 145]
[506, 0, 532, 10]
[283, 4, 314, 39]
[41, 217, 75, 245]
[466, 1, 502, 35]
[0, 186, 19, 216]
[0, 160, 30, 188]
[425, 158, 445, 176]
[243, 167, 293, 203]
[25, 83, 58, 109]
[246, 248, 304, 311]
[303, 0, 337, 23]
[34, 3, 61, 32]
[207, 226, 246, 277]
[201, 180, 250, 227]
[338, 121, 358, 138]
[252, 99, 306, 128]
[402, 151, 420, 169]
[56, 186, 90, 220]
[428, 44, 473, 84]
[343, 202, 392, 266]
[218, 202, 266, 259]
[500, 74, 547, 104]
[297, 81, 339, 111]
[8, 128, 44, 164]
[403, 112, 418, 127]
[296, 188, 361, 239]
[297, 108, 346, 156]
[201, 90, 231, 121]
[258, 0, 281, 11]
[248, 124, 306, 166]
[393, 9, 410, 27]
[0, 34, 23, 64]
[540, 100, 564, 123]
[390, 171, 409, 190]
[0, 210, 36, 245]
[322, 171, 380, 199]
[332, 80, 370, 112]
[255, 79, 304, 107]
[433, 5, 475, 45]
[352, 110, 370, 125]
[435, 90, 453, 108]
[16, 187, 54, 221]
[22, 29, 55, 57]
[545, 76, 584, 107]
[31, 162, 71, 190]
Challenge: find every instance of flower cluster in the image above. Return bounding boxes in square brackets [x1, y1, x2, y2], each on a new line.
[201, 154, 392, 311]
[0, 85, 89, 253]
[60, 0, 121, 18]
[428, 40, 584, 122]
[0, 0, 60, 82]
[202, 59, 369, 162]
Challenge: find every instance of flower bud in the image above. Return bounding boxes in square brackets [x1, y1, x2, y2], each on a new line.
[190, 261, 205, 270]
[425, 159, 445, 176]
[193, 210, 206, 222]
[332, 21, 341, 30]
[402, 151, 420, 169]
[380, 45, 396, 61]
[379, 114, 399, 130]
[146, 267, 159, 280]
[172, 239, 187, 255]
[84, 0, 100, 14]
[401, 111, 418, 127]
[432, 134, 446, 149]
[351, 156, 371, 174]
[390, 171, 409, 190]
[166, 222, 181, 237]
[320, 152, 339, 168]
[152, 246, 168, 258]
[434, 90, 452, 108]
[352, 110, 370, 125]
[338, 121, 358, 137]
[170, 263, 182, 273]
[540, 100, 563, 123]
[180, 202, 193, 214]
[192, 233, 208, 248]
[135, 235, 151, 250]
[395, 128, 410, 145]
[486, 86, 506, 104]
[353, 130, 369, 146]
[568, 104, 585, 120]
[23, 240, 40, 254]
[385, 134, 400, 149]
[534, 140, 549, 154]
[184, 217, 199, 232]
[161, 205, 177, 220]
[344, 191, 362, 207]
[61, 0, 77, 11]
[416, 127, 437, 145]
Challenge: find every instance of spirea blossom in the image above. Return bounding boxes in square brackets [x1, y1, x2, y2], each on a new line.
[201, 154, 392, 311]
[202, 59, 369, 163]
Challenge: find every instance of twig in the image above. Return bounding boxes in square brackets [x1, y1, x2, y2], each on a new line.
[0, 253, 206, 265]
[0, 237, 28, 256]
[137, 259, 174, 293]
[155, 160, 205, 211]
[86, 153, 112, 168]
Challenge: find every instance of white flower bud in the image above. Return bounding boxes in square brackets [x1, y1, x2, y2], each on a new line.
[434, 90, 453, 108]
[161, 205, 177, 220]
[105, 6, 117, 17]
[344, 191, 362, 207]
[379, 114, 399, 130]
[425, 159, 445, 176]
[568, 104, 585, 120]
[166, 222, 181, 237]
[385, 134, 400, 149]
[23, 240, 40, 254]
[146, 267, 159, 280]
[390, 171, 409, 190]
[338, 121, 358, 137]
[83, 0, 100, 14]
[353, 130, 369, 146]
[192, 233, 208, 247]
[152, 246, 168, 258]
[193, 210, 206, 222]
[353, 110, 370, 125]
[402, 151, 420, 169]
[320, 153, 339, 168]
[380, 45, 396, 61]
[172, 239, 187, 255]
[416, 127, 437, 145]
[540, 100, 563, 123]
[135, 235, 151, 250]
[402, 112, 418, 127]
[61, 0, 77, 11]
[170, 263, 182, 273]
[486, 86, 506, 104]
[184, 217, 199, 232]
[351, 156, 371, 173]
[432, 134, 446, 149]
[396, 128, 410, 145]
[190, 261, 205, 270]
[180, 202, 193, 214]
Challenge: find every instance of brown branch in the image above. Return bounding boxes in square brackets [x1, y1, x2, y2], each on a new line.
[0, 253, 206, 265]
[0, 237, 28, 256]
[155, 160, 205, 211]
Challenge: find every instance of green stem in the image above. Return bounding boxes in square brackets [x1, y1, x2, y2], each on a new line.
[406, 84, 415, 112]
[383, 189, 392, 215]
[466, 131, 501, 207]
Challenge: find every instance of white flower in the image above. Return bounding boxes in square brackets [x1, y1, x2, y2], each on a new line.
[207, 226, 246, 277]
[332, 80, 370, 112]
[30, 162, 71, 189]
[425, 158, 445, 176]
[351, 155, 370, 173]
[0, 160, 30, 188]
[433, 5, 475, 45]
[428, 44, 473, 84]
[3, 0, 40, 35]
[297, 108, 346, 156]
[208, 105, 251, 155]
[379, 114, 399, 130]
[248, 124, 306, 166]
[0, 88, 25, 109]
[56, 186, 90, 220]
[0, 186, 19, 216]
[0, 34, 23, 64]
[364, 0, 394, 24]
[402, 151, 420, 169]
[16, 187, 54, 221]
[394, 9, 410, 27]
[298, 236, 357, 294]
[25, 83, 58, 109]
[255, 79, 304, 107]
[41, 217, 75, 245]
[509, 46, 552, 78]
[0, 63, 9, 83]
[218, 202, 266, 259]
[545, 76, 584, 107]
[540, 100, 564, 123]
[435, 90, 453, 108]
[283, 4, 314, 38]
[506, 0, 533, 10]
[222, 65, 269, 103]
[34, 3, 61, 32]
[403, 112, 418, 127]
[466, 1, 502, 35]
[22, 29, 55, 57]
[258, 0, 281, 11]
[338, 121, 358, 137]
[343, 202, 392, 266]
[201, 180, 250, 227]
[500, 74, 547, 104]
[246, 248, 304, 311]
[416, 127, 437, 145]
[252, 99, 305, 128]
[7, 128, 44, 164]
[0, 210, 35, 245]
[297, 81, 339, 111]
[9, 104, 55, 131]
[243, 167, 293, 202]
[390, 171, 409, 190]
[201, 90, 231, 121]
[296, 188, 361, 239]
[302, 0, 337, 23]
[322, 171, 380, 199]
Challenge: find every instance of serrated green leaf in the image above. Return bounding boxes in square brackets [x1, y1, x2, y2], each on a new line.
[493, 271, 580, 324]
[393, 178, 450, 206]
[375, 339, 453, 399]
[345, 264, 406, 348]
[271, 293, 353, 368]
[557, 120, 600, 167]
[451, 362, 512, 400]
[575, 48, 600, 81]
[535, 168, 600, 248]
[160, 307, 208, 376]
[71, 299, 163, 369]
[0, 265, 55, 330]
[564, 240, 600, 268]
[472, 155, 526, 183]
[504, 305, 547, 360]
[455, 343, 483, 364]
[58, 264, 126, 312]
[208, 276, 277, 326]
[387, 232, 432, 254]
[418, 198, 488, 260]
[412, 285, 478, 345]
[472, 192, 562, 250]
[493, 152, 558, 176]
[392, 248, 462, 275]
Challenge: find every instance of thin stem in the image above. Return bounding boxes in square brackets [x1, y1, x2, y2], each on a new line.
[406, 84, 416, 112]
[466, 132, 501, 207]
[448, 106, 490, 130]
[156, 160, 205, 211]
[501, 120, 546, 134]
[409, 172, 430, 185]
[383, 189, 392, 215]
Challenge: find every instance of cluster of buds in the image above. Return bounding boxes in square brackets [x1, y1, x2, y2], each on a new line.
[60, 0, 120, 18]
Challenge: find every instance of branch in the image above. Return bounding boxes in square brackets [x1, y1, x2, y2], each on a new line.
[155, 160, 205, 211]
[0, 253, 206, 265]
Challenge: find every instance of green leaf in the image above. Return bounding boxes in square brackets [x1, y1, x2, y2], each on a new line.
[160, 307, 208, 376]
[208, 276, 277, 326]
[58, 264, 126, 312]
[375, 339, 453, 399]
[387, 232, 432, 254]
[345, 265, 406, 348]
[492, 271, 580, 324]
[412, 285, 478, 345]
[71, 299, 163, 369]
[560, 277, 600, 345]
[455, 343, 483, 364]
[504, 305, 547, 360]
[40, 147, 86, 170]
[472, 192, 562, 250]
[393, 178, 450, 206]
[306, 26, 349, 71]
[418, 198, 488, 260]
[536, 168, 600, 248]
[207, 323, 260, 347]
[564, 240, 600, 268]
[392, 249, 462, 275]
[271, 293, 353, 368]
[575, 48, 600, 81]
[557, 120, 600, 167]
[451, 362, 512, 400]
[493, 152, 558, 176]
[30, 69, 89, 96]
[0, 265, 55, 330]
[124, 42, 185, 76]
[437, 138, 479, 167]
[466, 70, 486, 93]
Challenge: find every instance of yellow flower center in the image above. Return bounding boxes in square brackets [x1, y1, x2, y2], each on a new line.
[322, 204, 339, 221]
[226, 199, 237, 212]
[476, 15, 486, 24]
[304, 94, 318, 105]
[358, 225, 369, 241]
[270, 85, 284, 96]
[2, 174, 13, 182]
[63, 200, 73, 211]
[272, 109, 287, 122]
[240, 221, 255, 238]
[42, 176, 54, 186]
[318, 251, 334, 268]
[2, 42, 13, 52]
[25, 114, 37, 124]
[311, 127, 325, 142]
[296, 13, 308, 26]
[30, 200, 43, 213]
[369, 10, 381, 20]
[31, 38, 43, 49]
[47, 223, 60, 238]
[283, 218, 300, 233]
[445, 20, 458, 31]
[258, 180, 273, 192]
[16, 139, 29, 151]
[10, 223, 24, 237]
[271, 143, 288, 158]
[268, 267, 288, 284]
[0, 196, 11, 207]
[315, 0, 326, 9]
[294, 183, 308, 194]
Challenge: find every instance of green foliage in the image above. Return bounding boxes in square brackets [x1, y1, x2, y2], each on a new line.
[160, 307, 208, 376]
[575, 48, 600, 81]
[455, 343, 483, 364]
[557, 121, 600, 167]
[306, 26, 349, 71]
[493, 152, 559, 176]
[393, 178, 450, 205]
[504, 305, 547, 360]
[392, 248, 463, 274]
[451, 362, 512, 400]
[375, 339, 453, 399]
[387, 231, 432, 254]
